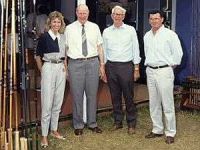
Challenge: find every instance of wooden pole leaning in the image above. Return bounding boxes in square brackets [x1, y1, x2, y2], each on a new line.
[11, 0, 20, 149]
[32, 0, 39, 149]
[0, 0, 5, 131]
[7, 0, 18, 149]
[20, 137, 24, 150]
[20, 137, 28, 150]
[2, 0, 9, 149]
[0, 0, 5, 148]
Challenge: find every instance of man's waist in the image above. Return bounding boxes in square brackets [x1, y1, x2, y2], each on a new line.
[107, 60, 132, 64]
[68, 56, 98, 61]
[43, 57, 65, 64]
[106, 56, 134, 63]
[147, 64, 169, 69]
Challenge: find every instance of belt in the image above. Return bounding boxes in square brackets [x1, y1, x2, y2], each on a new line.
[69, 56, 98, 61]
[148, 65, 169, 69]
[107, 60, 132, 64]
[44, 60, 63, 64]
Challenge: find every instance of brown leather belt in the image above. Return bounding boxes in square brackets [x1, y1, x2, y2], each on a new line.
[148, 65, 169, 69]
[69, 56, 98, 61]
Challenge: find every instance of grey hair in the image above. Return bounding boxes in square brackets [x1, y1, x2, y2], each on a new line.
[112, 5, 126, 14]
[76, 4, 89, 12]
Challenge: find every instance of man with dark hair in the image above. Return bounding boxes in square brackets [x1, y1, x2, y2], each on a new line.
[144, 10, 183, 144]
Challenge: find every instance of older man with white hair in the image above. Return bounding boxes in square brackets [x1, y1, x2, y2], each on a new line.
[103, 5, 141, 134]
[65, 4, 105, 136]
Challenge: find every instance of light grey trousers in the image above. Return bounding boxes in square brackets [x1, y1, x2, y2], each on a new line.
[41, 62, 66, 136]
[68, 58, 99, 129]
[146, 67, 176, 137]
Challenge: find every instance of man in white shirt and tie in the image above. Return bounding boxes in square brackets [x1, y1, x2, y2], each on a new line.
[64, 4, 105, 136]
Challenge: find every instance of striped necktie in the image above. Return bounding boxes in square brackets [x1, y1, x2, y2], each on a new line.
[82, 24, 88, 57]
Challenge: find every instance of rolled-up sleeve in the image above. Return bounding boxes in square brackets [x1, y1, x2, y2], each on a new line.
[102, 30, 107, 63]
[96, 25, 103, 46]
[132, 29, 141, 64]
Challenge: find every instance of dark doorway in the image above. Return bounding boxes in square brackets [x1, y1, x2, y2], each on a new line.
[26, 0, 60, 14]
[86, 0, 97, 22]
[90, 0, 138, 32]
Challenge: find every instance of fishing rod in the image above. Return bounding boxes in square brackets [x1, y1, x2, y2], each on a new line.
[8, 0, 14, 147]
[18, 0, 30, 149]
[2, 0, 9, 148]
[11, 0, 20, 148]
[0, 0, 5, 148]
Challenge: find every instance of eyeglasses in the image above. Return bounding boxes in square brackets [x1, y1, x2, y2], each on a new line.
[112, 13, 125, 16]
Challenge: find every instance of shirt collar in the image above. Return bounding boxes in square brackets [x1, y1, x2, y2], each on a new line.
[111, 23, 125, 30]
[48, 29, 60, 40]
[151, 25, 165, 34]
[77, 20, 88, 28]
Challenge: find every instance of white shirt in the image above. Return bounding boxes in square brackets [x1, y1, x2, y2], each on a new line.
[103, 23, 141, 64]
[144, 25, 183, 66]
[64, 20, 103, 59]
[48, 29, 60, 41]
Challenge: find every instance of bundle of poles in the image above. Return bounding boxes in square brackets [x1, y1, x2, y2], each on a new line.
[0, 0, 39, 149]
[182, 77, 200, 110]
[181, 1, 200, 111]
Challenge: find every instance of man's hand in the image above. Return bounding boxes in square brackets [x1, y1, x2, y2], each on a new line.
[134, 70, 140, 81]
[99, 63, 107, 83]
[101, 74, 107, 83]
[63, 59, 69, 80]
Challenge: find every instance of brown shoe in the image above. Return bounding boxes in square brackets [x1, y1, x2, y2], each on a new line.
[165, 136, 174, 144]
[111, 123, 123, 131]
[74, 129, 83, 136]
[88, 127, 103, 134]
[128, 127, 135, 135]
[145, 132, 163, 138]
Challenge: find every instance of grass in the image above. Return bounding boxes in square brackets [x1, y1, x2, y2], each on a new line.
[38, 105, 200, 150]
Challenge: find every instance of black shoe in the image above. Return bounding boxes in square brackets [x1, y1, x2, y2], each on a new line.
[165, 136, 174, 144]
[88, 127, 103, 134]
[145, 132, 163, 138]
[74, 129, 83, 136]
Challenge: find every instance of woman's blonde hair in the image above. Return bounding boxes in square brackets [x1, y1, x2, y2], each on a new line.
[45, 11, 66, 33]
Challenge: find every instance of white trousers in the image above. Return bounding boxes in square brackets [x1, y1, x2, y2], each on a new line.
[41, 62, 66, 136]
[146, 67, 176, 137]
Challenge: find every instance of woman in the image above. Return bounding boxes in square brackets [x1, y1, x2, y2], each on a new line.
[36, 11, 67, 148]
